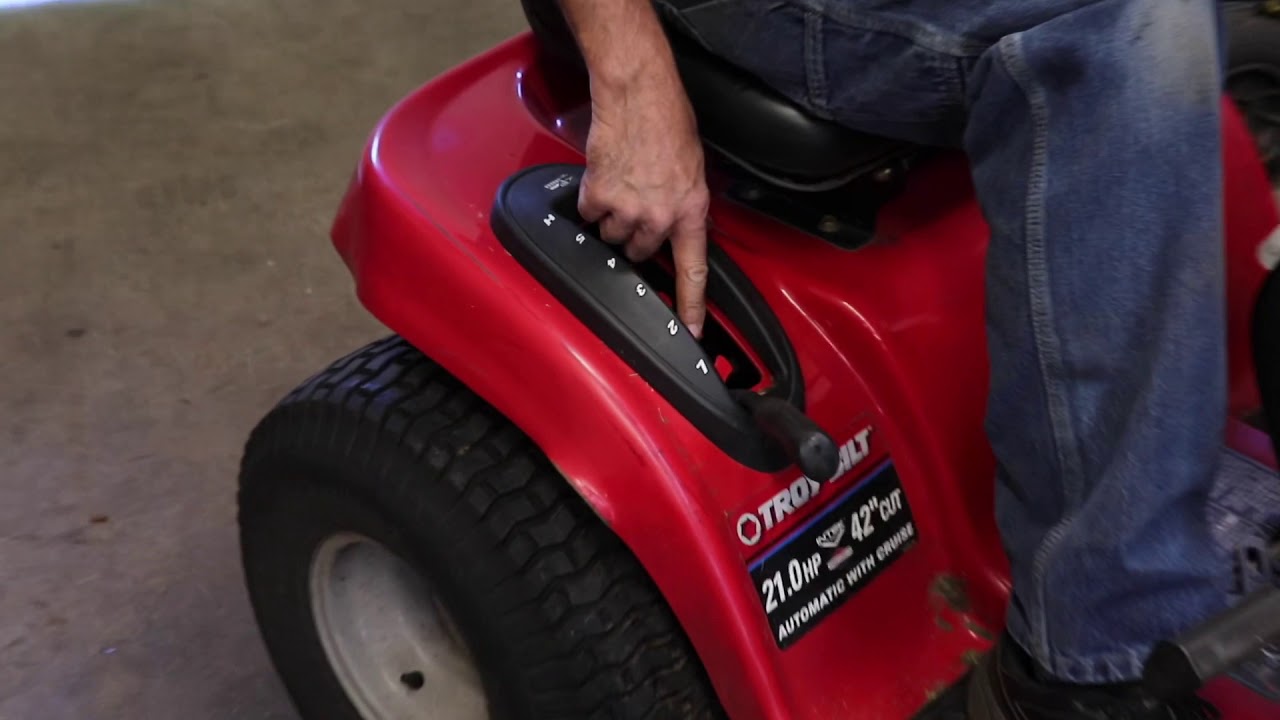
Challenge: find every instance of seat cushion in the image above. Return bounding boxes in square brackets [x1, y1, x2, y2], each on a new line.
[519, 0, 919, 190]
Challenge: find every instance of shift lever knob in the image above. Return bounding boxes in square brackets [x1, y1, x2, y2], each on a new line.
[733, 390, 839, 481]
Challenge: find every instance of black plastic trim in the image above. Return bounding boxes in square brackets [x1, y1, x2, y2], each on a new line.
[491, 164, 803, 472]
[1252, 266, 1280, 461]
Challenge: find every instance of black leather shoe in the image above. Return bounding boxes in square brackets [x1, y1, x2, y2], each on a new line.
[966, 637, 1221, 720]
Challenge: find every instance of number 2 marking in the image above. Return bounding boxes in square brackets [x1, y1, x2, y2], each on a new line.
[859, 505, 875, 537]
[762, 569, 786, 613]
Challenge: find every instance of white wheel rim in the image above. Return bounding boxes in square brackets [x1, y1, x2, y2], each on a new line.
[309, 533, 489, 720]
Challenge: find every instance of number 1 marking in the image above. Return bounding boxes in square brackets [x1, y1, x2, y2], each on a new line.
[696, 358, 709, 375]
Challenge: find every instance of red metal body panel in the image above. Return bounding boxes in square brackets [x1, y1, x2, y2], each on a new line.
[330, 33, 1280, 720]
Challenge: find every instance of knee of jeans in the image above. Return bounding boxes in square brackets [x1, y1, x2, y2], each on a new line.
[1124, 0, 1221, 110]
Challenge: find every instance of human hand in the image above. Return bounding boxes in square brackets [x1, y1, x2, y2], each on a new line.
[578, 70, 710, 337]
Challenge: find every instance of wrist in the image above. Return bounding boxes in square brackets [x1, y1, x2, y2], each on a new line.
[589, 58, 683, 113]
[558, 0, 683, 99]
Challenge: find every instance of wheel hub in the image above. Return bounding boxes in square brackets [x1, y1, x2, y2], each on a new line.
[309, 533, 489, 720]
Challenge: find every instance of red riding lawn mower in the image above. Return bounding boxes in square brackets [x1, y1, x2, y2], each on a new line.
[236, 2, 1280, 719]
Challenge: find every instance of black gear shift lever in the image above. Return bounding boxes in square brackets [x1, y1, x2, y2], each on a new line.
[733, 390, 840, 481]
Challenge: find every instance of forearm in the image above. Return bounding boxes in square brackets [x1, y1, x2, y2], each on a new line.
[556, 0, 681, 95]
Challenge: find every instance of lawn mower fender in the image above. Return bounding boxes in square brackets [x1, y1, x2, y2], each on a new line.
[328, 125, 791, 718]
[330, 157, 720, 532]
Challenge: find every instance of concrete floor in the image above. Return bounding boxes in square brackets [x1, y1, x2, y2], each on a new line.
[0, 1, 525, 718]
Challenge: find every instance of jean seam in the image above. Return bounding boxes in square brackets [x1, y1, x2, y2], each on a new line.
[653, 0, 745, 55]
[1048, 646, 1147, 684]
[996, 32, 1089, 673]
[656, 0, 737, 16]
[784, 0, 988, 58]
[804, 7, 827, 112]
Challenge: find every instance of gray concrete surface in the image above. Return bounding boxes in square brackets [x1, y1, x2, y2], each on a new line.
[0, 1, 524, 718]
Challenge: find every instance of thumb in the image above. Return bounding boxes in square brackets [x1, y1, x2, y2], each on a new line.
[576, 173, 607, 223]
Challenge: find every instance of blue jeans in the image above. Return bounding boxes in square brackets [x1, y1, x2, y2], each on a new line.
[657, 0, 1234, 684]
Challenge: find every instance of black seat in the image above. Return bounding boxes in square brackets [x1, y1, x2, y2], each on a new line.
[520, 0, 918, 191]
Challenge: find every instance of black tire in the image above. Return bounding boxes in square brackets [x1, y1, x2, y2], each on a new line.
[237, 334, 724, 720]
[1224, 1, 1280, 177]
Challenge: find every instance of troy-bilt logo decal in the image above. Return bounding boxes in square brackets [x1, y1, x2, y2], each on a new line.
[749, 460, 918, 648]
[736, 427, 873, 547]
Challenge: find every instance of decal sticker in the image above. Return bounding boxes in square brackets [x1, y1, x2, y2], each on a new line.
[542, 173, 576, 192]
[736, 426, 873, 547]
[749, 460, 917, 649]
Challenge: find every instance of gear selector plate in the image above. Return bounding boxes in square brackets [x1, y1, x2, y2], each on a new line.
[490, 163, 804, 472]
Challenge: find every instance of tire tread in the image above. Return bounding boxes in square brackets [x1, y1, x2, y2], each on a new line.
[239, 335, 723, 720]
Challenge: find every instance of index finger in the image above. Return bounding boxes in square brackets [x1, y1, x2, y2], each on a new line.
[670, 215, 709, 339]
